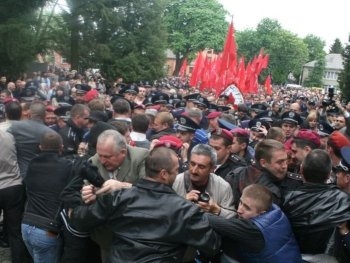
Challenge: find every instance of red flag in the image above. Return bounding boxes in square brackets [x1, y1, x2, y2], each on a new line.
[219, 21, 237, 76]
[179, 58, 188, 78]
[264, 75, 272, 95]
[189, 52, 205, 87]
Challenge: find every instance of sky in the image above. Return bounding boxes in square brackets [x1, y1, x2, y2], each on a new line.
[217, 0, 350, 50]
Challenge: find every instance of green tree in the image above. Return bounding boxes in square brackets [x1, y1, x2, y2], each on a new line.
[0, 0, 50, 78]
[58, 0, 168, 82]
[329, 38, 344, 54]
[303, 34, 326, 61]
[236, 18, 309, 84]
[303, 57, 326, 87]
[164, 0, 228, 76]
[339, 43, 350, 100]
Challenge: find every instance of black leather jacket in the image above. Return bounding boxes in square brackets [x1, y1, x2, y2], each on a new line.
[282, 183, 350, 254]
[58, 119, 86, 156]
[69, 179, 221, 262]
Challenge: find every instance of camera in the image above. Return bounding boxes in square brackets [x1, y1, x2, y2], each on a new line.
[198, 192, 210, 203]
[80, 161, 105, 188]
[322, 87, 335, 107]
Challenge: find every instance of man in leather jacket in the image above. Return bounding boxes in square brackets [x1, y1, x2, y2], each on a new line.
[282, 149, 350, 256]
[58, 103, 90, 156]
[227, 139, 303, 208]
[68, 147, 221, 263]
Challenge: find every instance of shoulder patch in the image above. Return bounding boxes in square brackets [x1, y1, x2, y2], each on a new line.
[287, 172, 303, 181]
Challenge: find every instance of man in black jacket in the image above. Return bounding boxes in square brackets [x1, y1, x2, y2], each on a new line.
[22, 132, 74, 262]
[68, 147, 221, 263]
[282, 149, 350, 259]
[58, 103, 90, 156]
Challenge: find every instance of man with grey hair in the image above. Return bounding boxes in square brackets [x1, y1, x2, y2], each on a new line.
[74, 129, 149, 262]
[68, 147, 220, 262]
[172, 144, 235, 219]
[8, 102, 55, 178]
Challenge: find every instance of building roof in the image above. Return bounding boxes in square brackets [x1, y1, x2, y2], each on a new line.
[166, 49, 176, 59]
[304, 53, 343, 70]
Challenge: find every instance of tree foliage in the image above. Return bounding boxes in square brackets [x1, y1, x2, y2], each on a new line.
[59, 0, 168, 82]
[236, 18, 308, 84]
[339, 43, 350, 100]
[0, 0, 50, 78]
[303, 34, 326, 61]
[303, 57, 326, 87]
[164, 0, 228, 75]
[329, 38, 344, 54]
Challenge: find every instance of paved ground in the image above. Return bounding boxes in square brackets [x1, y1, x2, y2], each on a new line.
[0, 246, 11, 263]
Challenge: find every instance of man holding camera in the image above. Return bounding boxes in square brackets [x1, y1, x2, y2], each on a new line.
[172, 144, 235, 219]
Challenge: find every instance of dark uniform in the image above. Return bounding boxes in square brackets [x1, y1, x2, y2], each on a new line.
[227, 165, 303, 208]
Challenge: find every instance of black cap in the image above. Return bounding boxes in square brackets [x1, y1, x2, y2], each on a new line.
[337, 146, 350, 172]
[75, 84, 91, 94]
[217, 105, 231, 113]
[317, 121, 334, 137]
[250, 103, 267, 113]
[120, 84, 139, 95]
[193, 96, 209, 108]
[281, 111, 303, 125]
[89, 111, 109, 122]
[177, 115, 200, 132]
[208, 103, 219, 112]
[175, 100, 186, 108]
[183, 93, 201, 101]
[248, 119, 270, 131]
[255, 110, 274, 122]
[143, 96, 154, 107]
[151, 92, 169, 105]
[54, 105, 72, 120]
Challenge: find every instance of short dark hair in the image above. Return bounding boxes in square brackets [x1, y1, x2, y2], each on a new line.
[132, 114, 149, 134]
[109, 120, 129, 136]
[40, 132, 62, 152]
[302, 149, 331, 183]
[255, 139, 285, 164]
[292, 137, 318, 150]
[210, 134, 232, 147]
[5, 101, 22, 120]
[112, 99, 131, 115]
[146, 147, 177, 178]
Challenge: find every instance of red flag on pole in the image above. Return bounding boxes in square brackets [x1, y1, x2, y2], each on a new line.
[264, 75, 272, 95]
[179, 58, 188, 78]
[189, 52, 205, 87]
[219, 21, 237, 76]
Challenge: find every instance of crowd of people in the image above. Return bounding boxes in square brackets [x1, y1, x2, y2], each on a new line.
[1, 68, 350, 263]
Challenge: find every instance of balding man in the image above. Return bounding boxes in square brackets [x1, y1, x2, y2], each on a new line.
[8, 102, 55, 178]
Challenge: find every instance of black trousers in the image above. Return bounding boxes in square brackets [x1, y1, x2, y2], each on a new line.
[0, 184, 32, 263]
[61, 225, 101, 263]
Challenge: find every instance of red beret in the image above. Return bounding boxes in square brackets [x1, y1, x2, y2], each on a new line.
[84, 89, 98, 102]
[211, 128, 233, 142]
[45, 105, 56, 112]
[328, 131, 350, 151]
[207, 111, 222, 119]
[134, 104, 146, 110]
[155, 135, 183, 151]
[294, 129, 321, 148]
[3, 97, 18, 104]
[230, 127, 249, 138]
